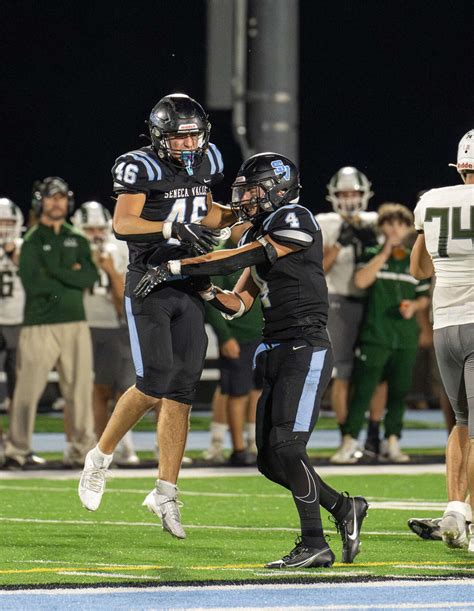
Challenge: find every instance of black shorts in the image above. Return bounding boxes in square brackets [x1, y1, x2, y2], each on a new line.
[255, 338, 333, 447]
[220, 338, 262, 396]
[125, 282, 207, 404]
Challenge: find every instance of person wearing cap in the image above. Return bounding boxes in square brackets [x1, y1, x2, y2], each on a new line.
[3, 177, 99, 469]
[410, 129, 474, 553]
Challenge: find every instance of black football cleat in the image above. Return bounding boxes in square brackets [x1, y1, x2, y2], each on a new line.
[265, 538, 335, 569]
[334, 495, 369, 563]
[407, 517, 442, 541]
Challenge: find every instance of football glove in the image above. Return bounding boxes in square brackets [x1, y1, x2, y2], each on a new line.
[336, 222, 357, 247]
[353, 225, 378, 248]
[133, 263, 172, 298]
[170, 222, 220, 255]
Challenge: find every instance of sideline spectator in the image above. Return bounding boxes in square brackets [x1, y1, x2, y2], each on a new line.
[0, 198, 26, 464]
[71, 201, 138, 466]
[316, 168, 386, 463]
[4, 177, 98, 469]
[340, 203, 430, 463]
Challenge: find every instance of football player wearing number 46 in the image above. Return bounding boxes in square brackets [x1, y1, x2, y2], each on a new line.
[78, 94, 239, 540]
[410, 129, 474, 553]
[134, 153, 368, 569]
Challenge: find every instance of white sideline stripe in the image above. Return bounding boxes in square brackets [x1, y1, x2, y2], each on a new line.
[0, 516, 412, 536]
[0, 463, 446, 481]
[395, 565, 474, 572]
[0, 579, 472, 596]
[0, 484, 447, 509]
[57, 571, 160, 580]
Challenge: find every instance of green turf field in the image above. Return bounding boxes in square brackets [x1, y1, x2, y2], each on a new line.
[1, 472, 473, 587]
[10, 412, 445, 434]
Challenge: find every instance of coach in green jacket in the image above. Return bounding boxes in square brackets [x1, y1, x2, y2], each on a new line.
[341, 204, 430, 463]
[5, 177, 99, 468]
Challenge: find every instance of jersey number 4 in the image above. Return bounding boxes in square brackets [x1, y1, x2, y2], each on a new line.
[425, 206, 474, 257]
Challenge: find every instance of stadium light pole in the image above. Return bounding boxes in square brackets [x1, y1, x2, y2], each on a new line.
[246, 0, 299, 163]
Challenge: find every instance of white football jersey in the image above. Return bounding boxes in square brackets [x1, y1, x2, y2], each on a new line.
[84, 237, 128, 329]
[414, 184, 474, 329]
[315, 211, 378, 297]
[0, 239, 25, 326]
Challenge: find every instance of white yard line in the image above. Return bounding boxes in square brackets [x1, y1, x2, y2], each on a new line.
[0, 484, 447, 509]
[0, 463, 446, 481]
[0, 516, 420, 535]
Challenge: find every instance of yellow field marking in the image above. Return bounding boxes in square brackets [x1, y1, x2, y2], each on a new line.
[0, 565, 170, 575]
[2, 559, 474, 576]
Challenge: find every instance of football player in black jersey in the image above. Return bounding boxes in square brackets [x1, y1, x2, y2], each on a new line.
[135, 152, 368, 568]
[79, 94, 237, 539]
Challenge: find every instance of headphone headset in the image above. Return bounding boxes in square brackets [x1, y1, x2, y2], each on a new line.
[31, 177, 75, 216]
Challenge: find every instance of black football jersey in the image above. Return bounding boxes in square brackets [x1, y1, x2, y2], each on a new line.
[111, 144, 224, 285]
[240, 204, 329, 342]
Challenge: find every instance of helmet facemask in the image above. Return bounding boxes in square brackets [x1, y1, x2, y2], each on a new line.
[326, 167, 373, 218]
[231, 175, 292, 223]
[156, 128, 209, 175]
[0, 199, 23, 243]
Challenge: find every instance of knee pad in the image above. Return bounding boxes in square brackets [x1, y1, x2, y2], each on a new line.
[269, 427, 308, 463]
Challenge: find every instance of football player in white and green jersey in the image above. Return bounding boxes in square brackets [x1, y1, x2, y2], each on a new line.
[411, 129, 474, 551]
[0, 198, 25, 400]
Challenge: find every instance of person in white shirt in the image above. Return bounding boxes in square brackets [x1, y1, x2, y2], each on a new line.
[411, 129, 474, 553]
[316, 168, 385, 463]
[71, 201, 138, 466]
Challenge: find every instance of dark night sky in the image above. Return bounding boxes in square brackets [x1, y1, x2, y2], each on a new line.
[1, 0, 472, 218]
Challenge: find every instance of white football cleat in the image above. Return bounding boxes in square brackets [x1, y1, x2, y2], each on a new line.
[440, 511, 469, 549]
[380, 436, 410, 463]
[143, 482, 186, 539]
[330, 435, 363, 464]
[468, 524, 474, 554]
[78, 447, 112, 511]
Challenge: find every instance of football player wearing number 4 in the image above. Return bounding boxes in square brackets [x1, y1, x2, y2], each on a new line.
[78, 94, 238, 540]
[135, 153, 368, 568]
[410, 129, 474, 553]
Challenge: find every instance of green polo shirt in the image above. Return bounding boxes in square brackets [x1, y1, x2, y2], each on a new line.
[357, 245, 431, 350]
[20, 222, 99, 326]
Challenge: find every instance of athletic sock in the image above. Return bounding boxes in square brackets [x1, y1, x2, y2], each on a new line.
[210, 421, 228, 444]
[314, 472, 352, 520]
[156, 479, 178, 498]
[93, 444, 113, 468]
[365, 420, 381, 453]
[245, 422, 256, 449]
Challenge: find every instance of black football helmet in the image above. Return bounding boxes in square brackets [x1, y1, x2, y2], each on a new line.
[231, 152, 301, 223]
[148, 93, 211, 174]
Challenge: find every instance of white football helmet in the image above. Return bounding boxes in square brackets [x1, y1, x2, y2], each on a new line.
[326, 167, 374, 217]
[451, 129, 474, 177]
[0, 198, 24, 243]
[71, 201, 112, 230]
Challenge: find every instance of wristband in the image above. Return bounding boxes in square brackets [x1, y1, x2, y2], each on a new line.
[162, 221, 173, 240]
[198, 285, 217, 302]
[168, 260, 182, 275]
[221, 290, 246, 320]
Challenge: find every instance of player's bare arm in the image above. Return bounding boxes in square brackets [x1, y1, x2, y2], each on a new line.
[410, 233, 435, 280]
[199, 267, 259, 318]
[113, 192, 220, 253]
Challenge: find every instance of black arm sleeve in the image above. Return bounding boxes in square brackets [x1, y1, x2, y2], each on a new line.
[180, 245, 268, 276]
